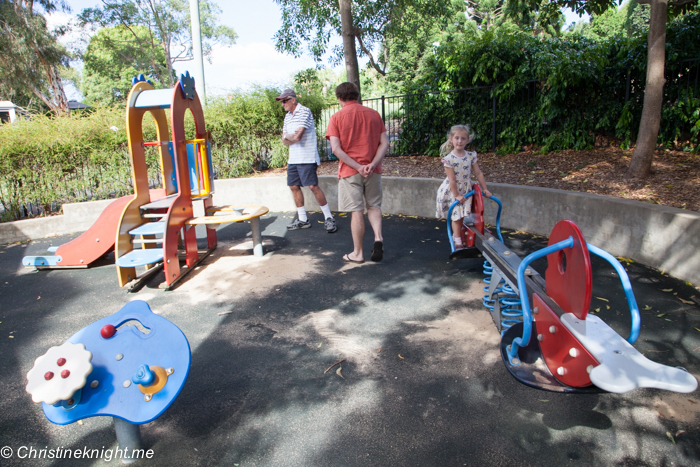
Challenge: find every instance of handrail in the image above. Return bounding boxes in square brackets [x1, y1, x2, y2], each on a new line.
[446, 190, 474, 252]
[489, 196, 503, 243]
[586, 243, 641, 344]
[507, 236, 575, 365]
[446, 192, 503, 249]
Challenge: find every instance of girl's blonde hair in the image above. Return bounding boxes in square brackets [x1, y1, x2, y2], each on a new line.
[439, 124, 474, 157]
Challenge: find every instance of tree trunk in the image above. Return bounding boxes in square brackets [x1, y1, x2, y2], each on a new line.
[338, 0, 361, 99]
[43, 62, 69, 113]
[627, 0, 667, 179]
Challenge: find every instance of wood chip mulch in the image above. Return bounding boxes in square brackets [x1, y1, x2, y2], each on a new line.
[252, 147, 700, 213]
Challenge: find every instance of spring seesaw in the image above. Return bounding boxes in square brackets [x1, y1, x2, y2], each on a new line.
[447, 187, 697, 394]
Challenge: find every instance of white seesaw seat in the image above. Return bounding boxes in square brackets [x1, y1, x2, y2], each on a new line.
[561, 314, 698, 394]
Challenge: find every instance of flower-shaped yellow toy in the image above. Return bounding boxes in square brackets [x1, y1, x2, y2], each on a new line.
[26, 342, 93, 405]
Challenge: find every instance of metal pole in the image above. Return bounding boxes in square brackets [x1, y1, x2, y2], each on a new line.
[113, 417, 142, 464]
[189, 0, 206, 105]
[381, 96, 385, 122]
[492, 85, 497, 152]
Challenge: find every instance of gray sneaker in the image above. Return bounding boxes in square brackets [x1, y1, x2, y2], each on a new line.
[287, 217, 311, 230]
[324, 217, 337, 233]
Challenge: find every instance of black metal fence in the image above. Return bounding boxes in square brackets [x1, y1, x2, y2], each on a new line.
[316, 57, 700, 158]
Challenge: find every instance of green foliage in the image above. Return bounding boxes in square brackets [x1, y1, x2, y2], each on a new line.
[393, 9, 700, 156]
[80, 26, 171, 106]
[0, 0, 71, 112]
[0, 86, 327, 221]
[78, 0, 237, 87]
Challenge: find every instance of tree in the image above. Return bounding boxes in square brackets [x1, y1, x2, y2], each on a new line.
[80, 25, 171, 105]
[0, 0, 70, 112]
[273, 0, 451, 98]
[78, 0, 237, 88]
[513, 0, 699, 179]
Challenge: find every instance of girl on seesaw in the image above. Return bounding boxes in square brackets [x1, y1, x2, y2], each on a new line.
[435, 124, 492, 250]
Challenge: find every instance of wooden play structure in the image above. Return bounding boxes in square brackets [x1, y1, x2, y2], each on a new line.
[114, 72, 268, 290]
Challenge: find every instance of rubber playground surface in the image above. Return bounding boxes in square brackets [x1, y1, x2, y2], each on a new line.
[1, 211, 700, 466]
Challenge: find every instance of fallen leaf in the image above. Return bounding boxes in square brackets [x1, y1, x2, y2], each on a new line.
[676, 430, 686, 437]
[657, 313, 667, 318]
[398, 354, 404, 359]
[317, 343, 322, 348]
[695, 327, 700, 332]
[336, 366, 344, 379]
[594, 307, 600, 312]
[679, 297, 694, 304]
[666, 432, 675, 444]
[377, 349, 381, 352]
[217, 311, 233, 316]
[595, 297, 608, 302]
[37, 296, 40, 300]
[644, 305, 652, 310]
[661, 288, 673, 292]
[77, 420, 83, 425]
[539, 399, 549, 402]
[606, 305, 610, 310]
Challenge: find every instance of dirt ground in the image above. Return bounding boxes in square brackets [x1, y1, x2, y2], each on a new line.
[256, 147, 700, 213]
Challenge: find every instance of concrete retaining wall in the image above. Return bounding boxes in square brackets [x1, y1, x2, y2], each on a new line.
[3, 176, 698, 285]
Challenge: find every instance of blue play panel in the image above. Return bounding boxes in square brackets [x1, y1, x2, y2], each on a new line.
[42, 300, 191, 425]
[115, 248, 164, 268]
[129, 221, 166, 236]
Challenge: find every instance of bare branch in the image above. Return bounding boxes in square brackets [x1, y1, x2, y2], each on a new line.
[355, 28, 386, 76]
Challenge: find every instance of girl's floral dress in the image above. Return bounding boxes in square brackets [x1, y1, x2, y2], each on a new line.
[436, 151, 478, 221]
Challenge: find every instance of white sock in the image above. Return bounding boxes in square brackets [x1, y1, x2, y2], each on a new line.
[320, 204, 333, 219]
[297, 207, 308, 222]
[453, 236, 463, 245]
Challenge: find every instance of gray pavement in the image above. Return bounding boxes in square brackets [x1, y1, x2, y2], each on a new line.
[1, 212, 699, 466]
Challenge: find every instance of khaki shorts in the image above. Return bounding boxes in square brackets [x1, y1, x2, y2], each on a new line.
[338, 173, 382, 211]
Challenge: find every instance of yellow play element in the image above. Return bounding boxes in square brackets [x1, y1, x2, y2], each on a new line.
[187, 205, 269, 228]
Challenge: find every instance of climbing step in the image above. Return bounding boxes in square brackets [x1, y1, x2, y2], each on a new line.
[140, 194, 177, 211]
[142, 213, 166, 219]
[115, 248, 164, 268]
[129, 221, 165, 236]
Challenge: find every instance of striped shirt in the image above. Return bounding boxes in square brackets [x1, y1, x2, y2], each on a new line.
[283, 103, 320, 165]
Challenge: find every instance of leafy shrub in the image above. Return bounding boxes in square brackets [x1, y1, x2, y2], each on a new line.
[395, 12, 700, 155]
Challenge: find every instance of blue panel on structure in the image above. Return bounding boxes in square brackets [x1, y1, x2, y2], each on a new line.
[168, 142, 177, 191]
[115, 248, 164, 268]
[42, 300, 191, 425]
[169, 142, 201, 194]
[133, 89, 173, 109]
[22, 255, 63, 267]
[128, 221, 166, 236]
[186, 143, 199, 195]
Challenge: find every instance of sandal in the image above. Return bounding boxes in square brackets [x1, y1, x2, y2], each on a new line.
[343, 254, 364, 264]
[371, 241, 383, 262]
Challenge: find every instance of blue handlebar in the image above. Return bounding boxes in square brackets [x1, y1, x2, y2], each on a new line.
[489, 196, 504, 243]
[508, 236, 574, 365]
[446, 191, 474, 251]
[446, 192, 503, 250]
[586, 243, 641, 344]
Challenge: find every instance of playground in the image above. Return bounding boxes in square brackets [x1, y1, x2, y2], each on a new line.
[2, 208, 700, 466]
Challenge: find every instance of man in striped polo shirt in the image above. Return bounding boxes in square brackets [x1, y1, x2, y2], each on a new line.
[277, 89, 337, 233]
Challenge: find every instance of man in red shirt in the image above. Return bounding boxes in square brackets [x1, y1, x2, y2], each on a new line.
[326, 82, 389, 263]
